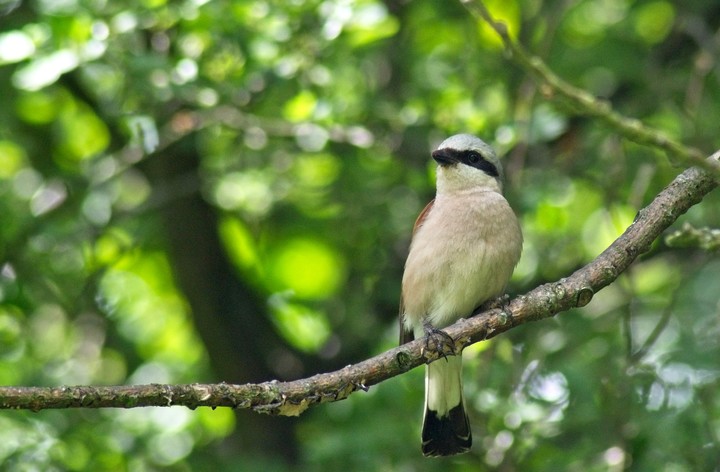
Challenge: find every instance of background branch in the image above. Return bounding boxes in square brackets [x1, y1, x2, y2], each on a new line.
[1, 154, 716, 414]
[460, 0, 717, 174]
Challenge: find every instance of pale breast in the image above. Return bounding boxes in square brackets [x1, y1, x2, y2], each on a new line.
[401, 190, 522, 330]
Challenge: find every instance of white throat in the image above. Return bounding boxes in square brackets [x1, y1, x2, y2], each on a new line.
[435, 164, 503, 196]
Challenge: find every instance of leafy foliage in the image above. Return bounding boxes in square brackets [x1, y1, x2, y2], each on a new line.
[0, 0, 718, 470]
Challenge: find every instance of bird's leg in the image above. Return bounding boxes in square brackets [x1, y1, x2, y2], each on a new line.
[421, 320, 456, 362]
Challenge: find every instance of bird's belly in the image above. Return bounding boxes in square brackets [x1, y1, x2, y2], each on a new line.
[403, 242, 510, 330]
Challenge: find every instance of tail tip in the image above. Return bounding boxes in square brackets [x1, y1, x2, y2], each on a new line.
[421, 404, 472, 457]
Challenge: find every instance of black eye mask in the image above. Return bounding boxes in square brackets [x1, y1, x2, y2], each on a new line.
[431, 148, 499, 178]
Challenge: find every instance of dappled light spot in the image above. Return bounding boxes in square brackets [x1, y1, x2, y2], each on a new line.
[213, 170, 274, 216]
[633, 1, 675, 45]
[268, 296, 331, 353]
[562, 0, 628, 47]
[268, 238, 346, 300]
[13, 50, 79, 91]
[30, 180, 67, 216]
[284, 90, 317, 122]
[219, 217, 261, 274]
[581, 205, 636, 258]
[0, 30, 35, 64]
[55, 100, 111, 164]
[0, 141, 27, 179]
[97, 252, 206, 367]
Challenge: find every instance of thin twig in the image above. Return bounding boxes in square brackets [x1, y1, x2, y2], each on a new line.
[630, 291, 678, 364]
[459, 0, 717, 174]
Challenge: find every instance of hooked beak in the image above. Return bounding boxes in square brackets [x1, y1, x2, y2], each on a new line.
[431, 149, 458, 167]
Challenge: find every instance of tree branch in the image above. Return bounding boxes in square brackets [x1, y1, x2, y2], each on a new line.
[459, 0, 718, 174]
[1, 154, 716, 414]
[2, 0, 717, 416]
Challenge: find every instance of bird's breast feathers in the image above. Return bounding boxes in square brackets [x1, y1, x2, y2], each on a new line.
[402, 190, 522, 329]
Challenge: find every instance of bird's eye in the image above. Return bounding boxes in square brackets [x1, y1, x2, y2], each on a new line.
[467, 151, 481, 164]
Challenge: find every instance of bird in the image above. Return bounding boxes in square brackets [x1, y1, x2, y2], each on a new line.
[399, 134, 523, 457]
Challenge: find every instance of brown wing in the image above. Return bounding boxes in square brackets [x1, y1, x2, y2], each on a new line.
[399, 199, 435, 345]
[412, 198, 435, 234]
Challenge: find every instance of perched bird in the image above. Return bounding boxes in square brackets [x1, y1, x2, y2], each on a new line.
[399, 134, 523, 457]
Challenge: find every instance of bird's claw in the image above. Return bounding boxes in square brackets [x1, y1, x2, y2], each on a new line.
[421, 322, 456, 362]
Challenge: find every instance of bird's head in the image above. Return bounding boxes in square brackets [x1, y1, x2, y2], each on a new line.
[431, 134, 504, 194]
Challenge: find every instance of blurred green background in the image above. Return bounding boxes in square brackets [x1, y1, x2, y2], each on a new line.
[0, 0, 719, 470]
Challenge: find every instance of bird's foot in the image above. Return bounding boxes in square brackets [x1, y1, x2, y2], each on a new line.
[421, 321, 456, 362]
